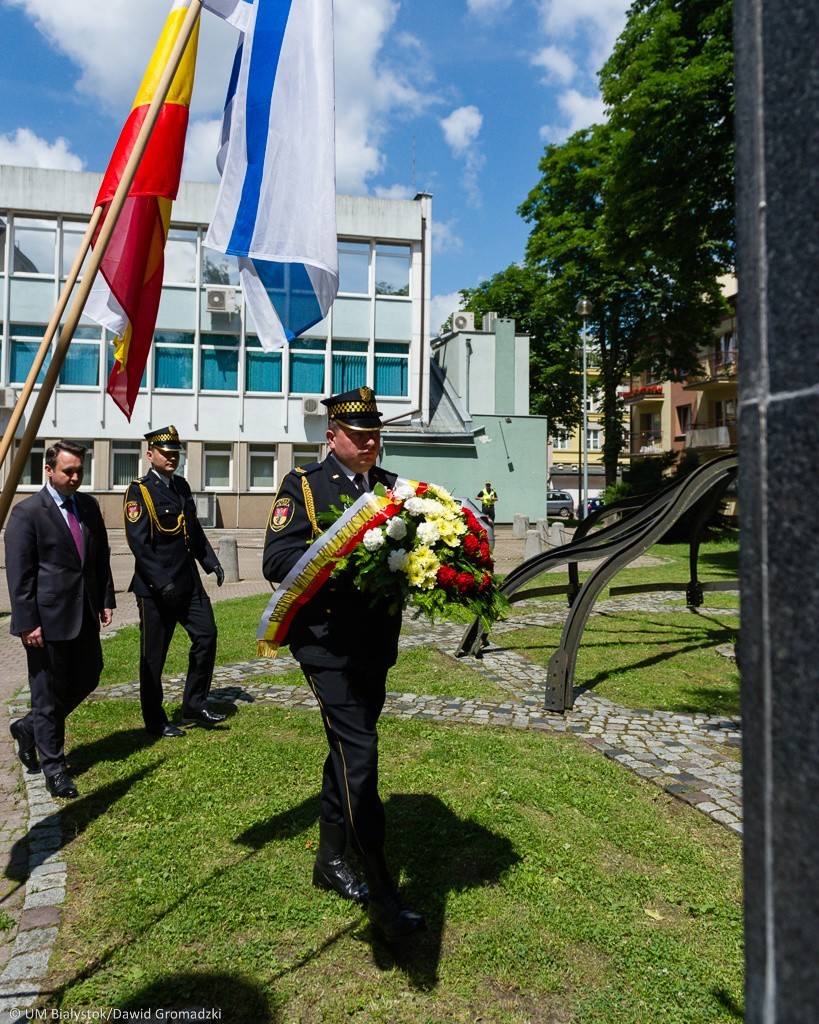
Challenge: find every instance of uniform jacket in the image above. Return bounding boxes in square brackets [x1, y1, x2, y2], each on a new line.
[123, 472, 218, 598]
[5, 488, 116, 641]
[263, 457, 402, 669]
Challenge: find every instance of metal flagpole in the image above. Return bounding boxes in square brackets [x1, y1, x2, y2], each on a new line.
[0, 0, 203, 531]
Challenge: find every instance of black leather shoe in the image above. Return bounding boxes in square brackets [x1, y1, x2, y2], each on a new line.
[361, 849, 426, 942]
[10, 720, 39, 773]
[313, 820, 368, 904]
[147, 722, 185, 738]
[182, 708, 227, 727]
[46, 771, 78, 799]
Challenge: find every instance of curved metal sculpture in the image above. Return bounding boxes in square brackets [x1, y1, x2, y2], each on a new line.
[457, 454, 738, 712]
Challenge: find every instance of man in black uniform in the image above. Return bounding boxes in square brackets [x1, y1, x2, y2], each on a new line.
[262, 388, 425, 942]
[123, 426, 225, 737]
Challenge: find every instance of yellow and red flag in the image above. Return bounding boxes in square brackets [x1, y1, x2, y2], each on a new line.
[86, 0, 199, 420]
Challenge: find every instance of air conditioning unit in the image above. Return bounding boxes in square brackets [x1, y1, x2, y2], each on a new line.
[193, 492, 216, 528]
[206, 286, 238, 314]
[0, 388, 15, 409]
[452, 311, 475, 332]
[482, 311, 498, 332]
[302, 396, 324, 417]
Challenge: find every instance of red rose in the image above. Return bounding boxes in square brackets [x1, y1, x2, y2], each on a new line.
[457, 572, 477, 595]
[478, 572, 492, 593]
[436, 565, 458, 590]
[479, 542, 493, 566]
[463, 534, 479, 556]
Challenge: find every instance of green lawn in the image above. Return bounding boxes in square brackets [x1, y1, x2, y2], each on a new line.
[45, 700, 743, 1024]
[497, 535, 740, 715]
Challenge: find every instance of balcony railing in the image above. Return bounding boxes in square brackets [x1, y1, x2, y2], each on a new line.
[685, 419, 738, 449]
[695, 349, 739, 381]
[622, 384, 664, 404]
[625, 430, 665, 455]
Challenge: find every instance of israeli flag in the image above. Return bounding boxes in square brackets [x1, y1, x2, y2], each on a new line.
[201, 0, 337, 350]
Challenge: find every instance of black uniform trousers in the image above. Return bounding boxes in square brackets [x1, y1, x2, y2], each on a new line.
[21, 605, 103, 778]
[137, 584, 217, 730]
[301, 661, 388, 856]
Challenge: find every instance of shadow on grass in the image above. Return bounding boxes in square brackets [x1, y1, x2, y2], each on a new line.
[368, 792, 519, 989]
[114, 971, 278, 1023]
[3, 764, 158, 887]
[234, 792, 520, 991]
[713, 983, 745, 1020]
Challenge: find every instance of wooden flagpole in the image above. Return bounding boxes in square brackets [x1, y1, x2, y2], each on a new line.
[0, 208, 102, 475]
[0, 0, 203, 532]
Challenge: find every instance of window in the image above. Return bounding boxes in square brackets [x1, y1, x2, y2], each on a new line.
[201, 332, 239, 391]
[154, 331, 194, 390]
[73, 440, 94, 488]
[202, 249, 240, 286]
[61, 220, 90, 278]
[107, 340, 147, 388]
[16, 441, 44, 487]
[165, 228, 198, 284]
[677, 404, 692, 434]
[112, 441, 142, 488]
[0, 216, 7, 273]
[587, 428, 602, 451]
[332, 340, 367, 393]
[245, 334, 282, 393]
[10, 323, 51, 384]
[248, 445, 277, 489]
[59, 325, 101, 386]
[12, 217, 56, 275]
[338, 241, 370, 294]
[204, 444, 232, 489]
[375, 243, 410, 296]
[552, 428, 572, 451]
[289, 337, 325, 393]
[293, 446, 320, 469]
[374, 341, 409, 396]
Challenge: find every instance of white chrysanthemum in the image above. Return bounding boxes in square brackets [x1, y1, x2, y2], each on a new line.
[388, 548, 409, 572]
[362, 528, 385, 552]
[419, 498, 445, 518]
[416, 521, 440, 545]
[393, 484, 417, 501]
[386, 517, 408, 540]
[404, 497, 426, 516]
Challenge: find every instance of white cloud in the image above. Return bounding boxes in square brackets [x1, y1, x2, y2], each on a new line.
[334, 0, 439, 193]
[530, 46, 576, 85]
[536, 0, 629, 66]
[181, 118, 222, 183]
[538, 89, 605, 140]
[374, 183, 416, 200]
[430, 291, 465, 336]
[440, 106, 485, 208]
[440, 105, 483, 158]
[432, 220, 463, 256]
[467, 0, 514, 15]
[4, 0, 236, 118]
[0, 128, 84, 170]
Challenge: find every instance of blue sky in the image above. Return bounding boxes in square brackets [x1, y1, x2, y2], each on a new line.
[0, 0, 629, 333]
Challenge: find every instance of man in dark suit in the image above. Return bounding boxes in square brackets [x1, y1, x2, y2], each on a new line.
[5, 440, 115, 799]
[123, 426, 225, 738]
[263, 388, 425, 943]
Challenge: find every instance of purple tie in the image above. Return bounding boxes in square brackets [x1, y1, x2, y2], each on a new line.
[64, 499, 83, 558]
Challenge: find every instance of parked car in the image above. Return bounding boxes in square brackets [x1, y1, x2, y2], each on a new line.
[547, 490, 575, 519]
[586, 497, 605, 514]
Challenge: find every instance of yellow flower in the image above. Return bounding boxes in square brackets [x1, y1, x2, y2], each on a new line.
[406, 544, 440, 589]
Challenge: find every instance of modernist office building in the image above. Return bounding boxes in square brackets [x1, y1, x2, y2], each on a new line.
[0, 165, 547, 526]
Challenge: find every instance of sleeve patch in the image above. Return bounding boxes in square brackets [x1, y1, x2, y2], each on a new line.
[125, 501, 142, 523]
[270, 496, 296, 532]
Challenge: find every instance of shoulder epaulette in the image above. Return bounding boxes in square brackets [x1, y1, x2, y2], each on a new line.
[295, 462, 322, 475]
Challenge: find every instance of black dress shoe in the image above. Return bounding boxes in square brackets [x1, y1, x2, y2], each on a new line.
[182, 707, 227, 727]
[147, 722, 185, 738]
[45, 771, 78, 799]
[10, 720, 40, 773]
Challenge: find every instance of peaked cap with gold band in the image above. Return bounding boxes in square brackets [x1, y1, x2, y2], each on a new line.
[144, 424, 183, 451]
[322, 387, 383, 431]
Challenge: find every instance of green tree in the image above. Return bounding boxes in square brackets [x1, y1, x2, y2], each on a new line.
[461, 0, 735, 486]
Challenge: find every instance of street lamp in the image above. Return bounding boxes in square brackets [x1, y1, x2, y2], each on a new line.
[575, 297, 593, 520]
